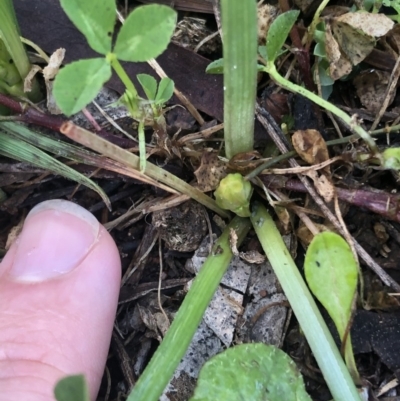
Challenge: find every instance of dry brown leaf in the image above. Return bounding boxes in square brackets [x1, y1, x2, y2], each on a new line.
[297, 223, 335, 247]
[275, 205, 292, 233]
[257, 4, 279, 45]
[331, 20, 376, 65]
[353, 70, 394, 112]
[5, 218, 24, 250]
[324, 23, 352, 79]
[239, 250, 265, 264]
[305, 170, 335, 203]
[335, 12, 394, 38]
[227, 150, 263, 174]
[292, 129, 330, 171]
[194, 149, 227, 191]
[325, 12, 394, 80]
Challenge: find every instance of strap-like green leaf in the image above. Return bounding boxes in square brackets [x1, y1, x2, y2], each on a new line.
[60, 0, 115, 54]
[0, 129, 110, 209]
[114, 5, 176, 62]
[53, 58, 111, 116]
[266, 10, 300, 63]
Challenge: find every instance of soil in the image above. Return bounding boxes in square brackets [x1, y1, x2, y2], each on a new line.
[1, 0, 400, 400]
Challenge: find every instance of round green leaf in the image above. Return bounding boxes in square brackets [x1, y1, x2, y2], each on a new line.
[155, 77, 174, 104]
[190, 343, 312, 401]
[53, 58, 111, 116]
[54, 374, 90, 401]
[266, 10, 300, 63]
[304, 232, 358, 339]
[60, 0, 115, 54]
[114, 4, 177, 62]
[383, 147, 400, 170]
[137, 73, 157, 100]
[206, 58, 224, 74]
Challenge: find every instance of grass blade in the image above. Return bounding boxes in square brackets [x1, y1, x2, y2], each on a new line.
[220, 0, 257, 158]
[127, 216, 251, 401]
[0, 128, 110, 208]
[250, 202, 361, 401]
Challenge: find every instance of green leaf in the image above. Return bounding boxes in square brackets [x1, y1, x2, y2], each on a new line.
[59, 0, 115, 54]
[155, 77, 174, 104]
[53, 58, 111, 116]
[266, 10, 300, 63]
[304, 232, 358, 339]
[383, 147, 400, 169]
[214, 173, 253, 217]
[206, 58, 224, 74]
[0, 129, 111, 209]
[190, 343, 312, 401]
[114, 4, 177, 62]
[137, 73, 157, 100]
[258, 46, 267, 60]
[54, 375, 90, 401]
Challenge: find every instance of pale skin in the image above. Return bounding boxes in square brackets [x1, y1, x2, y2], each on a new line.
[0, 200, 121, 401]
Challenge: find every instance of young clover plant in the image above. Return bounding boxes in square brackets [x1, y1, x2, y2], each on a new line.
[53, 0, 176, 171]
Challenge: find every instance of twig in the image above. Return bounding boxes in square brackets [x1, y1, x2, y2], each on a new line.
[256, 104, 400, 291]
[370, 54, 400, 131]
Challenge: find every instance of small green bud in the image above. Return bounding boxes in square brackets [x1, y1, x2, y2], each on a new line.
[382, 147, 400, 170]
[214, 173, 253, 217]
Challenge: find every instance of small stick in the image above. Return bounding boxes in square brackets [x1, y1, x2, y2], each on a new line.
[256, 105, 400, 291]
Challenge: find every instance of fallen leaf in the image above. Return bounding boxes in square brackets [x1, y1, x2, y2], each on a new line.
[335, 12, 394, 38]
[305, 170, 335, 203]
[324, 22, 352, 79]
[257, 4, 279, 45]
[239, 250, 265, 264]
[194, 149, 227, 191]
[353, 70, 394, 112]
[325, 12, 394, 79]
[292, 129, 330, 172]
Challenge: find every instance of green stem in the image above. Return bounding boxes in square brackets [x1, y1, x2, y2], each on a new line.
[60, 123, 230, 217]
[251, 202, 362, 401]
[305, 0, 330, 48]
[245, 122, 400, 180]
[265, 63, 381, 159]
[344, 335, 361, 386]
[0, 0, 41, 101]
[221, 0, 257, 158]
[127, 216, 251, 401]
[107, 53, 139, 98]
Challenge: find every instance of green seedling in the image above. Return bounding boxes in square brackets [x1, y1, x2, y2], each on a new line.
[305, 232, 360, 384]
[0, 0, 41, 101]
[380, 0, 400, 21]
[121, 74, 174, 171]
[54, 375, 89, 401]
[214, 173, 253, 217]
[261, 10, 400, 170]
[53, 0, 177, 171]
[190, 343, 312, 401]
